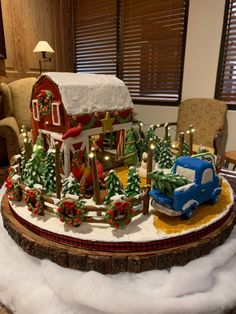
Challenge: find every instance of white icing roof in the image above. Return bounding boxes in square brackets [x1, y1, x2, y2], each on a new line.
[39, 72, 133, 115]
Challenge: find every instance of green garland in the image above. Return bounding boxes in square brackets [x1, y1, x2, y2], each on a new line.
[36, 89, 54, 115]
[23, 188, 44, 215]
[105, 201, 134, 229]
[57, 198, 86, 226]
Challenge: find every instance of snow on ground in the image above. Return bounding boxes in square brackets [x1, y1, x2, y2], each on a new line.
[1, 184, 236, 314]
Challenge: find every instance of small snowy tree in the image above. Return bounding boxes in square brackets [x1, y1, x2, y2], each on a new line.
[154, 139, 163, 163]
[132, 128, 146, 161]
[124, 129, 139, 166]
[43, 148, 56, 194]
[104, 170, 124, 205]
[145, 126, 157, 144]
[182, 142, 190, 156]
[61, 173, 80, 197]
[158, 140, 174, 169]
[125, 167, 141, 197]
[23, 133, 45, 188]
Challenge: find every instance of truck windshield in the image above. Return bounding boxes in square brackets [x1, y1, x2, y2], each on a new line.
[175, 166, 195, 182]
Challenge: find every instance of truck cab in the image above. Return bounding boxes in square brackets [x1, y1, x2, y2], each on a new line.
[150, 156, 221, 218]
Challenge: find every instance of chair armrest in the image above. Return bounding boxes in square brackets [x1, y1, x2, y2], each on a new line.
[0, 117, 21, 160]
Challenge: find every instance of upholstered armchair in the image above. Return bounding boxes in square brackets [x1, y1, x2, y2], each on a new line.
[157, 98, 228, 157]
[0, 77, 36, 165]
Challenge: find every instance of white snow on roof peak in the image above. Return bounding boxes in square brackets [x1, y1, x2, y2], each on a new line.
[38, 72, 133, 115]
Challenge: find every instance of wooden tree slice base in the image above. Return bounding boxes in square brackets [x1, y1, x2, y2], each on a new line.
[1, 193, 235, 274]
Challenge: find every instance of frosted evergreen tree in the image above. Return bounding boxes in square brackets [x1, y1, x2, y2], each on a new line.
[158, 140, 174, 169]
[20, 146, 27, 180]
[154, 138, 163, 163]
[23, 133, 46, 188]
[61, 173, 80, 197]
[124, 129, 139, 166]
[104, 170, 124, 205]
[125, 166, 141, 197]
[132, 128, 146, 161]
[43, 148, 56, 194]
[182, 142, 190, 156]
[145, 126, 157, 144]
[20, 133, 33, 181]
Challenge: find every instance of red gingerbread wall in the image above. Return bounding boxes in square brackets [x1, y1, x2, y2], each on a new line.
[31, 76, 69, 142]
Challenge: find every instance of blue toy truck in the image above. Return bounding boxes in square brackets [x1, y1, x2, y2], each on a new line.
[150, 156, 222, 218]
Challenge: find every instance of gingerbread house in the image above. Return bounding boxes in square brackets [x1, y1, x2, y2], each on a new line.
[31, 72, 134, 176]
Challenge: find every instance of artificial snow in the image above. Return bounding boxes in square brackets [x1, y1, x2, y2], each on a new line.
[1, 185, 236, 314]
[39, 72, 133, 115]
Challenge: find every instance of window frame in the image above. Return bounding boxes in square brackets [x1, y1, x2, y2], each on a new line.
[215, 0, 236, 110]
[73, 0, 189, 106]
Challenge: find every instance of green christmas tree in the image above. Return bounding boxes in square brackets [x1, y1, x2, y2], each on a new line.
[20, 146, 27, 180]
[104, 170, 124, 205]
[125, 166, 141, 197]
[154, 138, 163, 163]
[124, 129, 139, 166]
[132, 128, 146, 161]
[158, 139, 174, 169]
[182, 142, 190, 156]
[149, 170, 190, 197]
[20, 128, 33, 181]
[23, 133, 46, 188]
[61, 173, 80, 197]
[43, 148, 57, 194]
[145, 126, 157, 144]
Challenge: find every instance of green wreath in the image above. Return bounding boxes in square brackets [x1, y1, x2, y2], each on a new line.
[57, 198, 86, 226]
[105, 201, 134, 229]
[5, 176, 21, 201]
[23, 188, 44, 215]
[36, 89, 54, 115]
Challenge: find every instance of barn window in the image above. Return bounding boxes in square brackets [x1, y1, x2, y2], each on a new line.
[52, 102, 61, 126]
[32, 100, 40, 121]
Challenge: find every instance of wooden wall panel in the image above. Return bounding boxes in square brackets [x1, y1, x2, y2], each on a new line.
[0, 0, 73, 83]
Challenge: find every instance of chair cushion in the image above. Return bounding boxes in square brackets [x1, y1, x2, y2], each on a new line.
[0, 82, 13, 118]
[9, 77, 36, 130]
[176, 98, 227, 148]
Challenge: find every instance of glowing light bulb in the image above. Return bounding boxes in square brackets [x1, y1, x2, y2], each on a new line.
[89, 152, 94, 158]
[150, 143, 156, 150]
[104, 155, 110, 161]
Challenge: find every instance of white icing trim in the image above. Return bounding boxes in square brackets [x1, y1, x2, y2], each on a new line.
[32, 100, 40, 121]
[52, 102, 61, 126]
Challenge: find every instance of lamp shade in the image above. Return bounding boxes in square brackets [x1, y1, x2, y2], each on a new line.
[33, 41, 54, 53]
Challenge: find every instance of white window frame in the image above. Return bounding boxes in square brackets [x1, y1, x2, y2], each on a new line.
[32, 99, 40, 121]
[52, 102, 61, 126]
[201, 168, 213, 185]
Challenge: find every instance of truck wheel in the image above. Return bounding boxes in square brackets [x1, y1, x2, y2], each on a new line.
[182, 201, 198, 219]
[209, 195, 219, 205]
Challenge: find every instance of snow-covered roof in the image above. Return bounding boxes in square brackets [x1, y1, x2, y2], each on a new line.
[38, 72, 133, 115]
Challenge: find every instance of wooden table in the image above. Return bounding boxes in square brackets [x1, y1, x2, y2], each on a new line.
[224, 151, 236, 171]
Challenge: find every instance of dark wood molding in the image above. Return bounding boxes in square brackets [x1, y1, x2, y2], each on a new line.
[0, 1, 6, 59]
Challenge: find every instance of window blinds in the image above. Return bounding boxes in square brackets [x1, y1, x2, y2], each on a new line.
[216, 0, 236, 106]
[73, 0, 188, 103]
